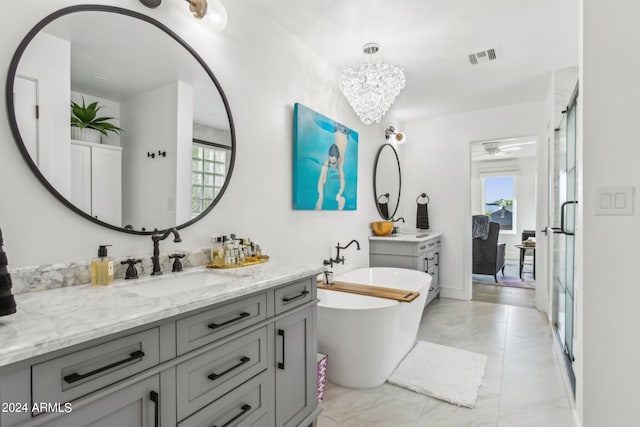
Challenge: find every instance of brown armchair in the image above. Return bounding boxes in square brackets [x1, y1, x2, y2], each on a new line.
[473, 221, 506, 282]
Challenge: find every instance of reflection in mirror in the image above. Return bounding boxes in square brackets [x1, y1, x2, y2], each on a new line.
[8, 6, 234, 233]
[373, 144, 401, 220]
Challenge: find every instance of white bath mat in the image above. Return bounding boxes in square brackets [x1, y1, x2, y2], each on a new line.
[387, 341, 487, 408]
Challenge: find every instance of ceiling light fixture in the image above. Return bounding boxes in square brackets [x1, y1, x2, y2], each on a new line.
[340, 43, 406, 125]
[139, 0, 227, 31]
[385, 125, 407, 145]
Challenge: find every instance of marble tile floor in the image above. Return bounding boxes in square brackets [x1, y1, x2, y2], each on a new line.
[318, 298, 576, 427]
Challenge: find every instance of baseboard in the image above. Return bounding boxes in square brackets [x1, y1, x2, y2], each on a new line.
[440, 287, 466, 300]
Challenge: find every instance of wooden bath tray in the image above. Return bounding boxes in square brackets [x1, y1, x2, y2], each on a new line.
[317, 280, 420, 302]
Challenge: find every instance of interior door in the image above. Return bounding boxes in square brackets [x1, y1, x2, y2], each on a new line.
[551, 85, 578, 395]
[13, 75, 39, 163]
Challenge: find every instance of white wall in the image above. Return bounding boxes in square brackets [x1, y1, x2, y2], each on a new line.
[402, 102, 545, 300]
[176, 81, 194, 225]
[470, 156, 537, 259]
[0, 0, 385, 276]
[16, 31, 70, 197]
[120, 81, 182, 230]
[581, 0, 640, 425]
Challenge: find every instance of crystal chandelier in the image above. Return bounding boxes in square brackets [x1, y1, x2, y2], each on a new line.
[339, 43, 406, 125]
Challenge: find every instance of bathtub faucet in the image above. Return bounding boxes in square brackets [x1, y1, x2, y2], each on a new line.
[324, 239, 361, 268]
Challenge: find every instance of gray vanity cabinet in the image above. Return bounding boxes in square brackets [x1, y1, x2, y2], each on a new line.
[45, 374, 160, 427]
[369, 234, 442, 306]
[0, 276, 319, 427]
[275, 306, 316, 427]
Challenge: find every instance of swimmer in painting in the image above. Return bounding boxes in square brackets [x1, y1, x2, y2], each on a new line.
[316, 122, 350, 210]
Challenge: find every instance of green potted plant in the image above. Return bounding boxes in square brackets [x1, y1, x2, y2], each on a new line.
[71, 97, 123, 144]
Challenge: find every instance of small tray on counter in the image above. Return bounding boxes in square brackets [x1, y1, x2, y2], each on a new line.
[206, 255, 270, 269]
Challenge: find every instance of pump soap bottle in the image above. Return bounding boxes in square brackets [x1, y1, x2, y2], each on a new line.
[91, 245, 114, 287]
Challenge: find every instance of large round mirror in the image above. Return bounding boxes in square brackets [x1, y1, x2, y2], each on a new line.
[373, 144, 401, 220]
[6, 5, 235, 234]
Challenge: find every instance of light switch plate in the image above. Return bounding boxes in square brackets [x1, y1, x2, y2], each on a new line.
[595, 186, 634, 215]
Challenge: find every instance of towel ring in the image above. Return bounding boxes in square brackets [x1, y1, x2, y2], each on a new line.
[377, 193, 390, 203]
[416, 193, 430, 204]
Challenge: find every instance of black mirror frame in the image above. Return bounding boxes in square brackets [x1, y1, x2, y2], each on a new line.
[5, 4, 236, 235]
[373, 143, 401, 220]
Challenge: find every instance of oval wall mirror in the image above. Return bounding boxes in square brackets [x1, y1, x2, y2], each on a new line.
[373, 143, 401, 220]
[6, 5, 235, 234]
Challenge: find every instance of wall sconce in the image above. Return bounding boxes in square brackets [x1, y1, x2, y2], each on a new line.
[139, 0, 228, 32]
[385, 125, 407, 145]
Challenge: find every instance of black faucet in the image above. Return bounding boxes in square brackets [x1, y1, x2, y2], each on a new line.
[392, 217, 405, 234]
[323, 239, 361, 268]
[151, 228, 182, 275]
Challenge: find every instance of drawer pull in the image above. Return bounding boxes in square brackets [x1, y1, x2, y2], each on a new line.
[208, 312, 250, 330]
[63, 350, 145, 384]
[150, 391, 159, 427]
[419, 245, 426, 250]
[278, 329, 286, 369]
[207, 356, 251, 381]
[213, 404, 252, 427]
[282, 290, 309, 303]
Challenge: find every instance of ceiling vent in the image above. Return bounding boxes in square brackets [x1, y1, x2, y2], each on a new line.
[468, 48, 497, 65]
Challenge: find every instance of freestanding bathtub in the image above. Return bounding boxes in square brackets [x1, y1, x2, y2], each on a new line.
[317, 267, 431, 388]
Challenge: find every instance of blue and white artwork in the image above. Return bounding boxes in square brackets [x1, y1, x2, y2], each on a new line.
[293, 103, 359, 210]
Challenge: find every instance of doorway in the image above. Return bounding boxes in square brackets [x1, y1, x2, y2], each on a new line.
[470, 137, 537, 308]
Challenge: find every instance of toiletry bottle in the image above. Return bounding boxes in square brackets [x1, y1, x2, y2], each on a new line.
[214, 237, 224, 265]
[210, 235, 217, 263]
[91, 245, 114, 287]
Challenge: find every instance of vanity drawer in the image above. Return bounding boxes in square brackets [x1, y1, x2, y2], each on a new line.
[274, 278, 313, 315]
[176, 292, 267, 355]
[176, 326, 268, 420]
[178, 370, 271, 427]
[32, 327, 160, 406]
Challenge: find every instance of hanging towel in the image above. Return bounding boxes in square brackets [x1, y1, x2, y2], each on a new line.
[472, 215, 490, 240]
[0, 227, 17, 317]
[416, 202, 430, 230]
[378, 202, 390, 219]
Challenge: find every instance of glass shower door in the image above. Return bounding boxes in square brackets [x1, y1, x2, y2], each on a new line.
[552, 86, 578, 394]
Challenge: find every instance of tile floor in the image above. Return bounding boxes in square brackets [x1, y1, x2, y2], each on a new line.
[317, 298, 576, 427]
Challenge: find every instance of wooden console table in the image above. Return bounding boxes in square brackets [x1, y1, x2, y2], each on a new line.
[515, 244, 536, 279]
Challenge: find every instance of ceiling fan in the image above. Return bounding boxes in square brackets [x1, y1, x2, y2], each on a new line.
[473, 140, 535, 159]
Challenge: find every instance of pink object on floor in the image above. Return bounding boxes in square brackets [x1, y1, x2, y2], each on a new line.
[317, 353, 328, 402]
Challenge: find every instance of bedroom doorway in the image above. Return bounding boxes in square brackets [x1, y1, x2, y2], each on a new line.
[469, 137, 537, 308]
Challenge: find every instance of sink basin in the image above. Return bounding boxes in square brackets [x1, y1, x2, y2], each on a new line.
[388, 233, 431, 238]
[120, 271, 240, 298]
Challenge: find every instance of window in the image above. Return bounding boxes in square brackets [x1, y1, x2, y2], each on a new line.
[192, 143, 227, 218]
[483, 175, 516, 232]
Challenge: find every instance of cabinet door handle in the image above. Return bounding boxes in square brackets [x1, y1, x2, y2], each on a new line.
[214, 404, 252, 427]
[207, 356, 251, 381]
[63, 350, 145, 384]
[424, 257, 429, 273]
[435, 252, 439, 266]
[207, 312, 250, 330]
[282, 289, 309, 302]
[278, 329, 286, 370]
[150, 391, 159, 427]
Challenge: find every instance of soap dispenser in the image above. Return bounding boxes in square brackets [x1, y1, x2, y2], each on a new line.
[91, 245, 114, 287]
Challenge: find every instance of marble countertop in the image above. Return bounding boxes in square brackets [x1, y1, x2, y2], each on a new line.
[0, 262, 323, 368]
[369, 231, 443, 242]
